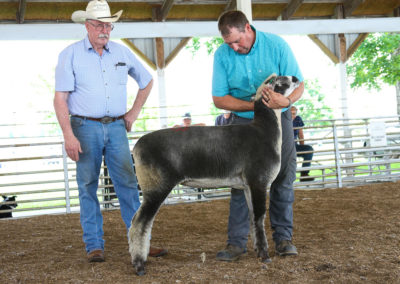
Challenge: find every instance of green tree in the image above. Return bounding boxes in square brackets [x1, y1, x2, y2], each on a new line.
[296, 79, 333, 125]
[186, 37, 223, 56]
[346, 32, 400, 116]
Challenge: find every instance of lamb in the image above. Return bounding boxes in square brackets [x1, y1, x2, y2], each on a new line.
[0, 195, 18, 218]
[128, 74, 300, 275]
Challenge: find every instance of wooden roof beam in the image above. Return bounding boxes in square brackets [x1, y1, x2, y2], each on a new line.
[281, 0, 304, 20]
[224, 0, 237, 12]
[157, 0, 174, 22]
[343, 0, 365, 18]
[16, 0, 26, 24]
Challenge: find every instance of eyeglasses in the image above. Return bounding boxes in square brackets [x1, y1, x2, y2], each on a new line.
[87, 21, 114, 31]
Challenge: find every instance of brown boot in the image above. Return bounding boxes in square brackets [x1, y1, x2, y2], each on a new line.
[148, 246, 168, 257]
[87, 249, 105, 263]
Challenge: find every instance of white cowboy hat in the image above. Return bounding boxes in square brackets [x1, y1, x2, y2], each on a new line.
[71, 0, 123, 23]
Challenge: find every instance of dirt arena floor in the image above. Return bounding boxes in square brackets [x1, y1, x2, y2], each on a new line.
[1, 181, 399, 283]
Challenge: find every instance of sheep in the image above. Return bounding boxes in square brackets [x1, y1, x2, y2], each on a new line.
[128, 74, 300, 275]
[0, 195, 17, 218]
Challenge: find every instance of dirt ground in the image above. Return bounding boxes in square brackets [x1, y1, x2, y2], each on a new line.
[1, 181, 400, 284]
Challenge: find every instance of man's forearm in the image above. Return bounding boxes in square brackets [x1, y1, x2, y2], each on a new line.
[212, 95, 254, 111]
[54, 91, 74, 139]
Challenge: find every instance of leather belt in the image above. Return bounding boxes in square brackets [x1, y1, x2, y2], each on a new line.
[72, 115, 124, 124]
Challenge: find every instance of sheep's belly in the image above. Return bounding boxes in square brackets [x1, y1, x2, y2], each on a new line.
[181, 177, 245, 190]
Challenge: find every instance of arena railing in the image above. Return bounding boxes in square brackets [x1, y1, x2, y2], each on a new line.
[0, 116, 399, 218]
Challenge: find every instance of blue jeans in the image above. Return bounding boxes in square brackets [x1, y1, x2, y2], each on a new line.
[227, 111, 296, 248]
[71, 117, 141, 253]
[295, 144, 314, 173]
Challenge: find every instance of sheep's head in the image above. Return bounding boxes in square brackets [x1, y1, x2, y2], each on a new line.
[254, 74, 300, 101]
[1, 195, 17, 209]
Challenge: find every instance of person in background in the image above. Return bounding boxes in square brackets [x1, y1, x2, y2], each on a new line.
[215, 111, 233, 126]
[212, 10, 304, 261]
[53, 0, 167, 263]
[291, 106, 315, 182]
[173, 112, 206, 127]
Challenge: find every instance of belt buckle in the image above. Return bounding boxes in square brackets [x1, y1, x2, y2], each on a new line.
[100, 116, 113, 124]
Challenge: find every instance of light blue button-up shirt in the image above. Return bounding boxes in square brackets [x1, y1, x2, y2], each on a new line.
[55, 36, 152, 118]
[212, 27, 303, 119]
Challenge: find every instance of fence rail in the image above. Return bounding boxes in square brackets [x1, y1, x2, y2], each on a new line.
[1, 116, 400, 218]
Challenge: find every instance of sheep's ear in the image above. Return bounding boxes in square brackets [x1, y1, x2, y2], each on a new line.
[264, 73, 277, 85]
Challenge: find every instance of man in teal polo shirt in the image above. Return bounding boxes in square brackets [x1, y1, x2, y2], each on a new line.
[212, 10, 305, 261]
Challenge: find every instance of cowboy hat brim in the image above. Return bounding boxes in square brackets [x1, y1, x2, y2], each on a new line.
[71, 9, 123, 24]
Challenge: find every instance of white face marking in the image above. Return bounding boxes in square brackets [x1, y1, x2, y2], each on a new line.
[255, 75, 300, 101]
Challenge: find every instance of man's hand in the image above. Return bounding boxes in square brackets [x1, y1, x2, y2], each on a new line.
[123, 110, 138, 132]
[64, 134, 82, 161]
[261, 86, 290, 109]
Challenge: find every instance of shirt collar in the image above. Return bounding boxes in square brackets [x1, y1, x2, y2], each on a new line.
[249, 25, 259, 55]
[84, 35, 110, 53]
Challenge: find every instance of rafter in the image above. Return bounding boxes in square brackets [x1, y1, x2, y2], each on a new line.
[16, 0, 26, 24]
[281, 0, 304, 20]
[343, 0, 365, 18]
[157, 0, 174, 22]
[224, 0, 237, 12]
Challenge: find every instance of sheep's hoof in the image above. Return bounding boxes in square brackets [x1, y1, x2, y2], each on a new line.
[258, 251, 272, 263]
[136, 268, 146, 276]
[133, 258, 146, 276]
[262, 256, 272, 263]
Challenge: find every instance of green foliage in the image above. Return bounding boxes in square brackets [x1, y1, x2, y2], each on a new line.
[296, 79, 333, 124]
[347, 33, 400, 90]
[186, 37, 223, 56]
[204, 37, 224, 55]
[133, 107, 159, 132]
[209, 103, 222, 124]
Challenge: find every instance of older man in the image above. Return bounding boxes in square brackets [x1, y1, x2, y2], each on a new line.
[54, 0, 166, 262]
[212, 10, 304, 261]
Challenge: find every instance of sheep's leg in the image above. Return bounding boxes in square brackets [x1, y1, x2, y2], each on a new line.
[243, 188, 256, 249]
[248, 181, 271, 263]
[128, 186, 173, 276]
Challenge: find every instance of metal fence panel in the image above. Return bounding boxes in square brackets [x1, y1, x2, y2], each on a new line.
[1, 116, 399, 217]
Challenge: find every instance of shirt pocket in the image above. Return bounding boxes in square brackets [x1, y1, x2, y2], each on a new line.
[116, 65, 128, 85]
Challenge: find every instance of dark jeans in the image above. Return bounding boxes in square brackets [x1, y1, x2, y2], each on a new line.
[226, 111, 296, 248]
[295, 144, 314, 173]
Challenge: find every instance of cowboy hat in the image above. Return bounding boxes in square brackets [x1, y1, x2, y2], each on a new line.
[71, 0, 123, 23]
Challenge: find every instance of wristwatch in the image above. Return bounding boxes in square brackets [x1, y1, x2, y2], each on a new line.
[286, 97, 293, 108]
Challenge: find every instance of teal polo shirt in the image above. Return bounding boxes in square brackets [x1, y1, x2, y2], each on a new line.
[212, 27, 303, 119]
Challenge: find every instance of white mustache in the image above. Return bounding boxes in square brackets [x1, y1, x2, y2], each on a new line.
[98, 34, 109, 39]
